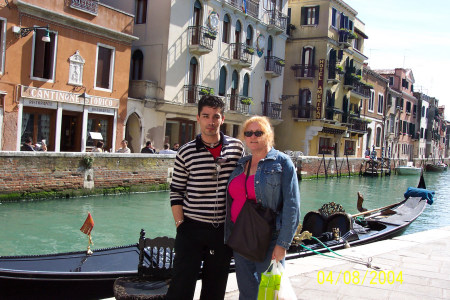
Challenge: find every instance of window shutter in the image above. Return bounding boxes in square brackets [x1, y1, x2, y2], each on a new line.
[287, 8, 291, 35]
[301, 7, 306, 25]
[338, 49, 343, 61]
[243, 74, 249, 97]
[219, 67, 227, 96]
[340, 12, 344, 28]
[314, 6, 320, 25]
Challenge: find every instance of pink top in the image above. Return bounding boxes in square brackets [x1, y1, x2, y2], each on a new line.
[229, 173, 256, 223]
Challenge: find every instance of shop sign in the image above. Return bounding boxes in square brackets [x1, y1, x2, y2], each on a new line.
[88, 106, 115, 115]
[24, 99, 58, 109]
[316, 59, 325, 119]
[21, 86, 119, 109]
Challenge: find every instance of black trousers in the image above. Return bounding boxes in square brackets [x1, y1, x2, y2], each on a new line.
[166, 219, 232, 300]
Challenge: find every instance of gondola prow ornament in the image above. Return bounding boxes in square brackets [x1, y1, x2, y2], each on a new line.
[80, 212, 94, 255]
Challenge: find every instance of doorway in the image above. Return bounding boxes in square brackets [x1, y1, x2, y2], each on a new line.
[60, 112, 82, 152]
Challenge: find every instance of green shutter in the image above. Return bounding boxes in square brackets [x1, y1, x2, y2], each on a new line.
[301, 7, 306, 25]
[315, 6, 320, 25]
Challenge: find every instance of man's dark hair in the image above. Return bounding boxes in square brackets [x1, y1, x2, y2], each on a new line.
[25, 136, 33, 144]
[146, 141, 152, 147]
[198, 95, 225, 116]
[96, 141, 104, 148]
[164, 143, 170, 150]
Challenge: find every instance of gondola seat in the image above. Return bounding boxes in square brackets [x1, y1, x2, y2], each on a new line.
[301, 202, 352, 238]
[113, 230, 175, 300]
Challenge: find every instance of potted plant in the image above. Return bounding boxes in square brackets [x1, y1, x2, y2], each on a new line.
[347, 32, 358, 39]
[199, 87, 214, 96]
[240, 97, 253, 105]
[335, 65, 344, 74]
[204, 31, 217, 40]
[276, 59, 285, 66]
[244, 46, 255, 55]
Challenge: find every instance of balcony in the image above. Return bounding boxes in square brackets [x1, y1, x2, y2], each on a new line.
[188, 26, 214, 55]
[261, 101, 282, 119]
[265, 9, 287, 33]
[265, 56, 284, 77]
[347, 118, 368, 134]
[350, 81, 371, 98]
[290, 104, 312, 119]
[129, 80, 158, 100]
[230, 43, 253, 68]
[183, 85, 214, 104]
[70, 0, 98, 15]
[338, 29, 351, 48]
[223, 0, 259, 19]
[325, 106, 344, 121]
[246, 0, 259, 19]
[226, 94, 251, 114]
[292, 64, 316, 80]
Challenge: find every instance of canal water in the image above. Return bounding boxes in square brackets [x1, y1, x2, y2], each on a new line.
[1, 172, 448, 256]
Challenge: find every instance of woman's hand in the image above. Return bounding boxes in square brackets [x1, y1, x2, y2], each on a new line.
[272, 245, 286, 262]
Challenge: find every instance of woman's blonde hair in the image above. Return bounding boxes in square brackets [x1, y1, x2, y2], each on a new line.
[239, 116, 274, 148]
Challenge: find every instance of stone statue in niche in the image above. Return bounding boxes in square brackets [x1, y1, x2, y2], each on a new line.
[68, 50, 85, 86]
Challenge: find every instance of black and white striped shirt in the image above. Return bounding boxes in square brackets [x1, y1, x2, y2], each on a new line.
[170, 133, 244, 224]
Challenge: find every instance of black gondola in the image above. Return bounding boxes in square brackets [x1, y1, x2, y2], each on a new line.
[0, 175, 433, 300]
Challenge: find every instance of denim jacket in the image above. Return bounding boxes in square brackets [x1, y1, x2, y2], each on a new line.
[225, 148, 301, 249]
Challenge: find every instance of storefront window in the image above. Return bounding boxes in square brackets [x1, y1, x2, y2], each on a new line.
[86, 115, 111, 149]
[21, 111, 52, 149]
[318, 137, 333, 154]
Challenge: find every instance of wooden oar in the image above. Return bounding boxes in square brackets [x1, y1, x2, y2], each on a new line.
[351, 199, 406, 218]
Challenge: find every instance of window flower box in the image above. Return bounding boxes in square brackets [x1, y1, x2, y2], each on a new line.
[240, 97, 253, 105]
[204, 31, 217, 40]
[244, 47, 255, 55]
[276, 59, 285, 66]
[199, 87, 214, 96]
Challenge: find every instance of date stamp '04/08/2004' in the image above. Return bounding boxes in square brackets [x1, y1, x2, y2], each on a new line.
[317, 270, 404, 285]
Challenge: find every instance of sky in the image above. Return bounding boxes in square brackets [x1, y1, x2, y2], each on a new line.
[343, 0, 450, 118]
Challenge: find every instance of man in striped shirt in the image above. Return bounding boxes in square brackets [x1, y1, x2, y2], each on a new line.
[167, 96, 244, 300]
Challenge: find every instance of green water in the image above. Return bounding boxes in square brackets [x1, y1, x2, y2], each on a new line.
[1, 172, 448, 256]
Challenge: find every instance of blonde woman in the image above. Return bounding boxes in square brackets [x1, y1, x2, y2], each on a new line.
[225, 116, 300, 299]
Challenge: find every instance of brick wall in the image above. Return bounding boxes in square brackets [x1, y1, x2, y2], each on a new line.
[0, 152, 174, 196]
[0, 152, 447, 199]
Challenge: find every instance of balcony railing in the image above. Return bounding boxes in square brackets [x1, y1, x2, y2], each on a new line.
[266, 9, 288, 32]
[265, 56, 284, 77]
[261, 101, 282, 119]
[292, 64, 316, 79]
[183, 84, 213, 104]
[338, 30, 351, 47]
[223, 0, 259, 19]
[230, 43, 253, 67]
[296, 104, 312, 119]
[247, 0, 259, 18]
[226, 94, 251, 114]
[348, 118, 368, 133]
[188, 26, 214, 54]
[70, 0, 98, 15]
[351, 81, 371, 98]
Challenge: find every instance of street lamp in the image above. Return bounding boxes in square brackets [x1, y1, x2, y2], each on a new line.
[78, 90, 92, 107]
[12, 25, 51, 42]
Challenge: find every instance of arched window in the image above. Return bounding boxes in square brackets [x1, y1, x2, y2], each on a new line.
[263, 80, 270, 116]
[230, 70, 239, 110]
[235, 20, 242, 43]
[187, 57, 198, 103]
[243, 73, 250, 97]
[267, 36, 273, 53]
[219, 66, 227, 96]
[302, 46, 314, 77]
[298, 89, 311, 118]
[222, 14, 230, 43]
[193, 1, 202, 27]
[131, 50, 143, 80]
[376, 127, 381, 148]
[246, 25, 253, 46]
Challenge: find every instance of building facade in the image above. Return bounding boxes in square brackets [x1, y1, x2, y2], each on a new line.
[0, 0, 136, 152]
[277, 0, 369, 158]
[103, 0, 288, 152]
[375, 68, 417, 160]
